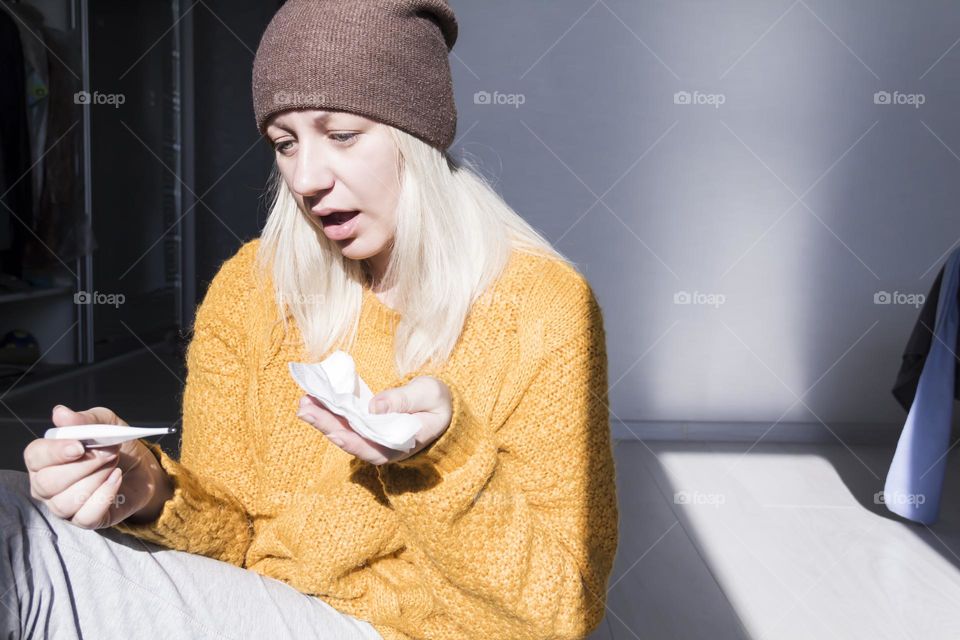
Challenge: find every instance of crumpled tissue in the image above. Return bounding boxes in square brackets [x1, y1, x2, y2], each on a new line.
[288, 350, 419, 451]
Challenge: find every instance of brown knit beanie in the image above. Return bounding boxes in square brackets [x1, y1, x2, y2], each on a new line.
[252, 0, 459, 151]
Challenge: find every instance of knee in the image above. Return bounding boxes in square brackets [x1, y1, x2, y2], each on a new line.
[0, 468, 30, 495]
[0, 469, 35, 524]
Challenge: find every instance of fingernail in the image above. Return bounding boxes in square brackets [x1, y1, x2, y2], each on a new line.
[108, 468, 122, 484]
[66, 443, 85, 457]
[329, 437, 344, 447]
[297, 412, 316, 425]
[373, 400, 387, 414]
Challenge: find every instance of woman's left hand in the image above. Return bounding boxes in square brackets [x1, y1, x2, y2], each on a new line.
[296, 376, 452, 465]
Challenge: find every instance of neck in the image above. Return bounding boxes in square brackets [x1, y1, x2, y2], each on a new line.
[363, 263, 387, 294]
[364, 248, 392, 292]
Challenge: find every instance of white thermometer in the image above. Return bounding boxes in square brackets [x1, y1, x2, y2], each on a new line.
[44, 424, 178, 448]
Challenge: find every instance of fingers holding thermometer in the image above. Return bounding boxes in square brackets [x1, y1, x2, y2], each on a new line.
[28, 441, 119, 497]
[25, 406, 124, 526]
[29, 448, 122, 522]
[24, 404, 178, 529]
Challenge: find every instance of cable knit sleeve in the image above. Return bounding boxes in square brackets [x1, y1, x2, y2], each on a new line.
[110, 241, 260, 566]
[375, 274, 620, 639]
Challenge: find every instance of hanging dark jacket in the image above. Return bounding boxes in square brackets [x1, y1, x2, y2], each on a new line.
[891, 263, 960, 412]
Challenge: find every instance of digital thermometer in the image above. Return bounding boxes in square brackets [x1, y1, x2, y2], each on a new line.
[44, 424, 178, 448]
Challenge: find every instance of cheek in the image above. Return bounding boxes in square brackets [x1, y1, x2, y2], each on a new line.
[277, 168, 301, 201]
[356, 150, 400, 208]
[359, 214, 392, 242]
[275, 158, 295, 183]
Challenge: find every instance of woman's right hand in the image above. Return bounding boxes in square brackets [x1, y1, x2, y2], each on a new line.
[23, 405, 173, 530]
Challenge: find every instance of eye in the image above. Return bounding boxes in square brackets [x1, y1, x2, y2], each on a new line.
[273, 139, 295, 155]
[330, 132, 358, 144]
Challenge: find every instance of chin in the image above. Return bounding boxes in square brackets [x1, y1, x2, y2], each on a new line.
[338, 238, 377, 260]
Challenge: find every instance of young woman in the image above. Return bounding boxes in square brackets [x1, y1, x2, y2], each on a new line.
[5, 1, 619, 638]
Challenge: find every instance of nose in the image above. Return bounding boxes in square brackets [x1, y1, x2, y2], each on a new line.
[290, 141, 334, 198]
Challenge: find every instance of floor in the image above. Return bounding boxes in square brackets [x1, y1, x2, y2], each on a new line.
[590, 440, 960, 640]
[3, 354, 960, 639]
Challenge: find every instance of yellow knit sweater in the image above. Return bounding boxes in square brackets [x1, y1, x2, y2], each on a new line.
[112, 238, 620, 640]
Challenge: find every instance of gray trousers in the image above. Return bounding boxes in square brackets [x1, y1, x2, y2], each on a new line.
[0, 469, 384, 640]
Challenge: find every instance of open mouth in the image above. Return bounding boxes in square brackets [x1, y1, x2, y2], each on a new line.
[321, 210, 360, 227]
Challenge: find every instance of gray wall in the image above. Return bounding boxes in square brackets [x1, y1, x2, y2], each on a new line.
[187, 1, 960, 434]
[447, 0, 960, 432]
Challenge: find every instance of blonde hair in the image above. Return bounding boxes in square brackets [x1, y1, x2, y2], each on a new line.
[255, 123, 571, 375]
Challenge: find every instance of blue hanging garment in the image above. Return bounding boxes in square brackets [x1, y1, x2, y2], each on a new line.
[884, 247, 960, 524]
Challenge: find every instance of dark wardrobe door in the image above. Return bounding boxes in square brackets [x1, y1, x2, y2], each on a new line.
[87, 0, 184, 360]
